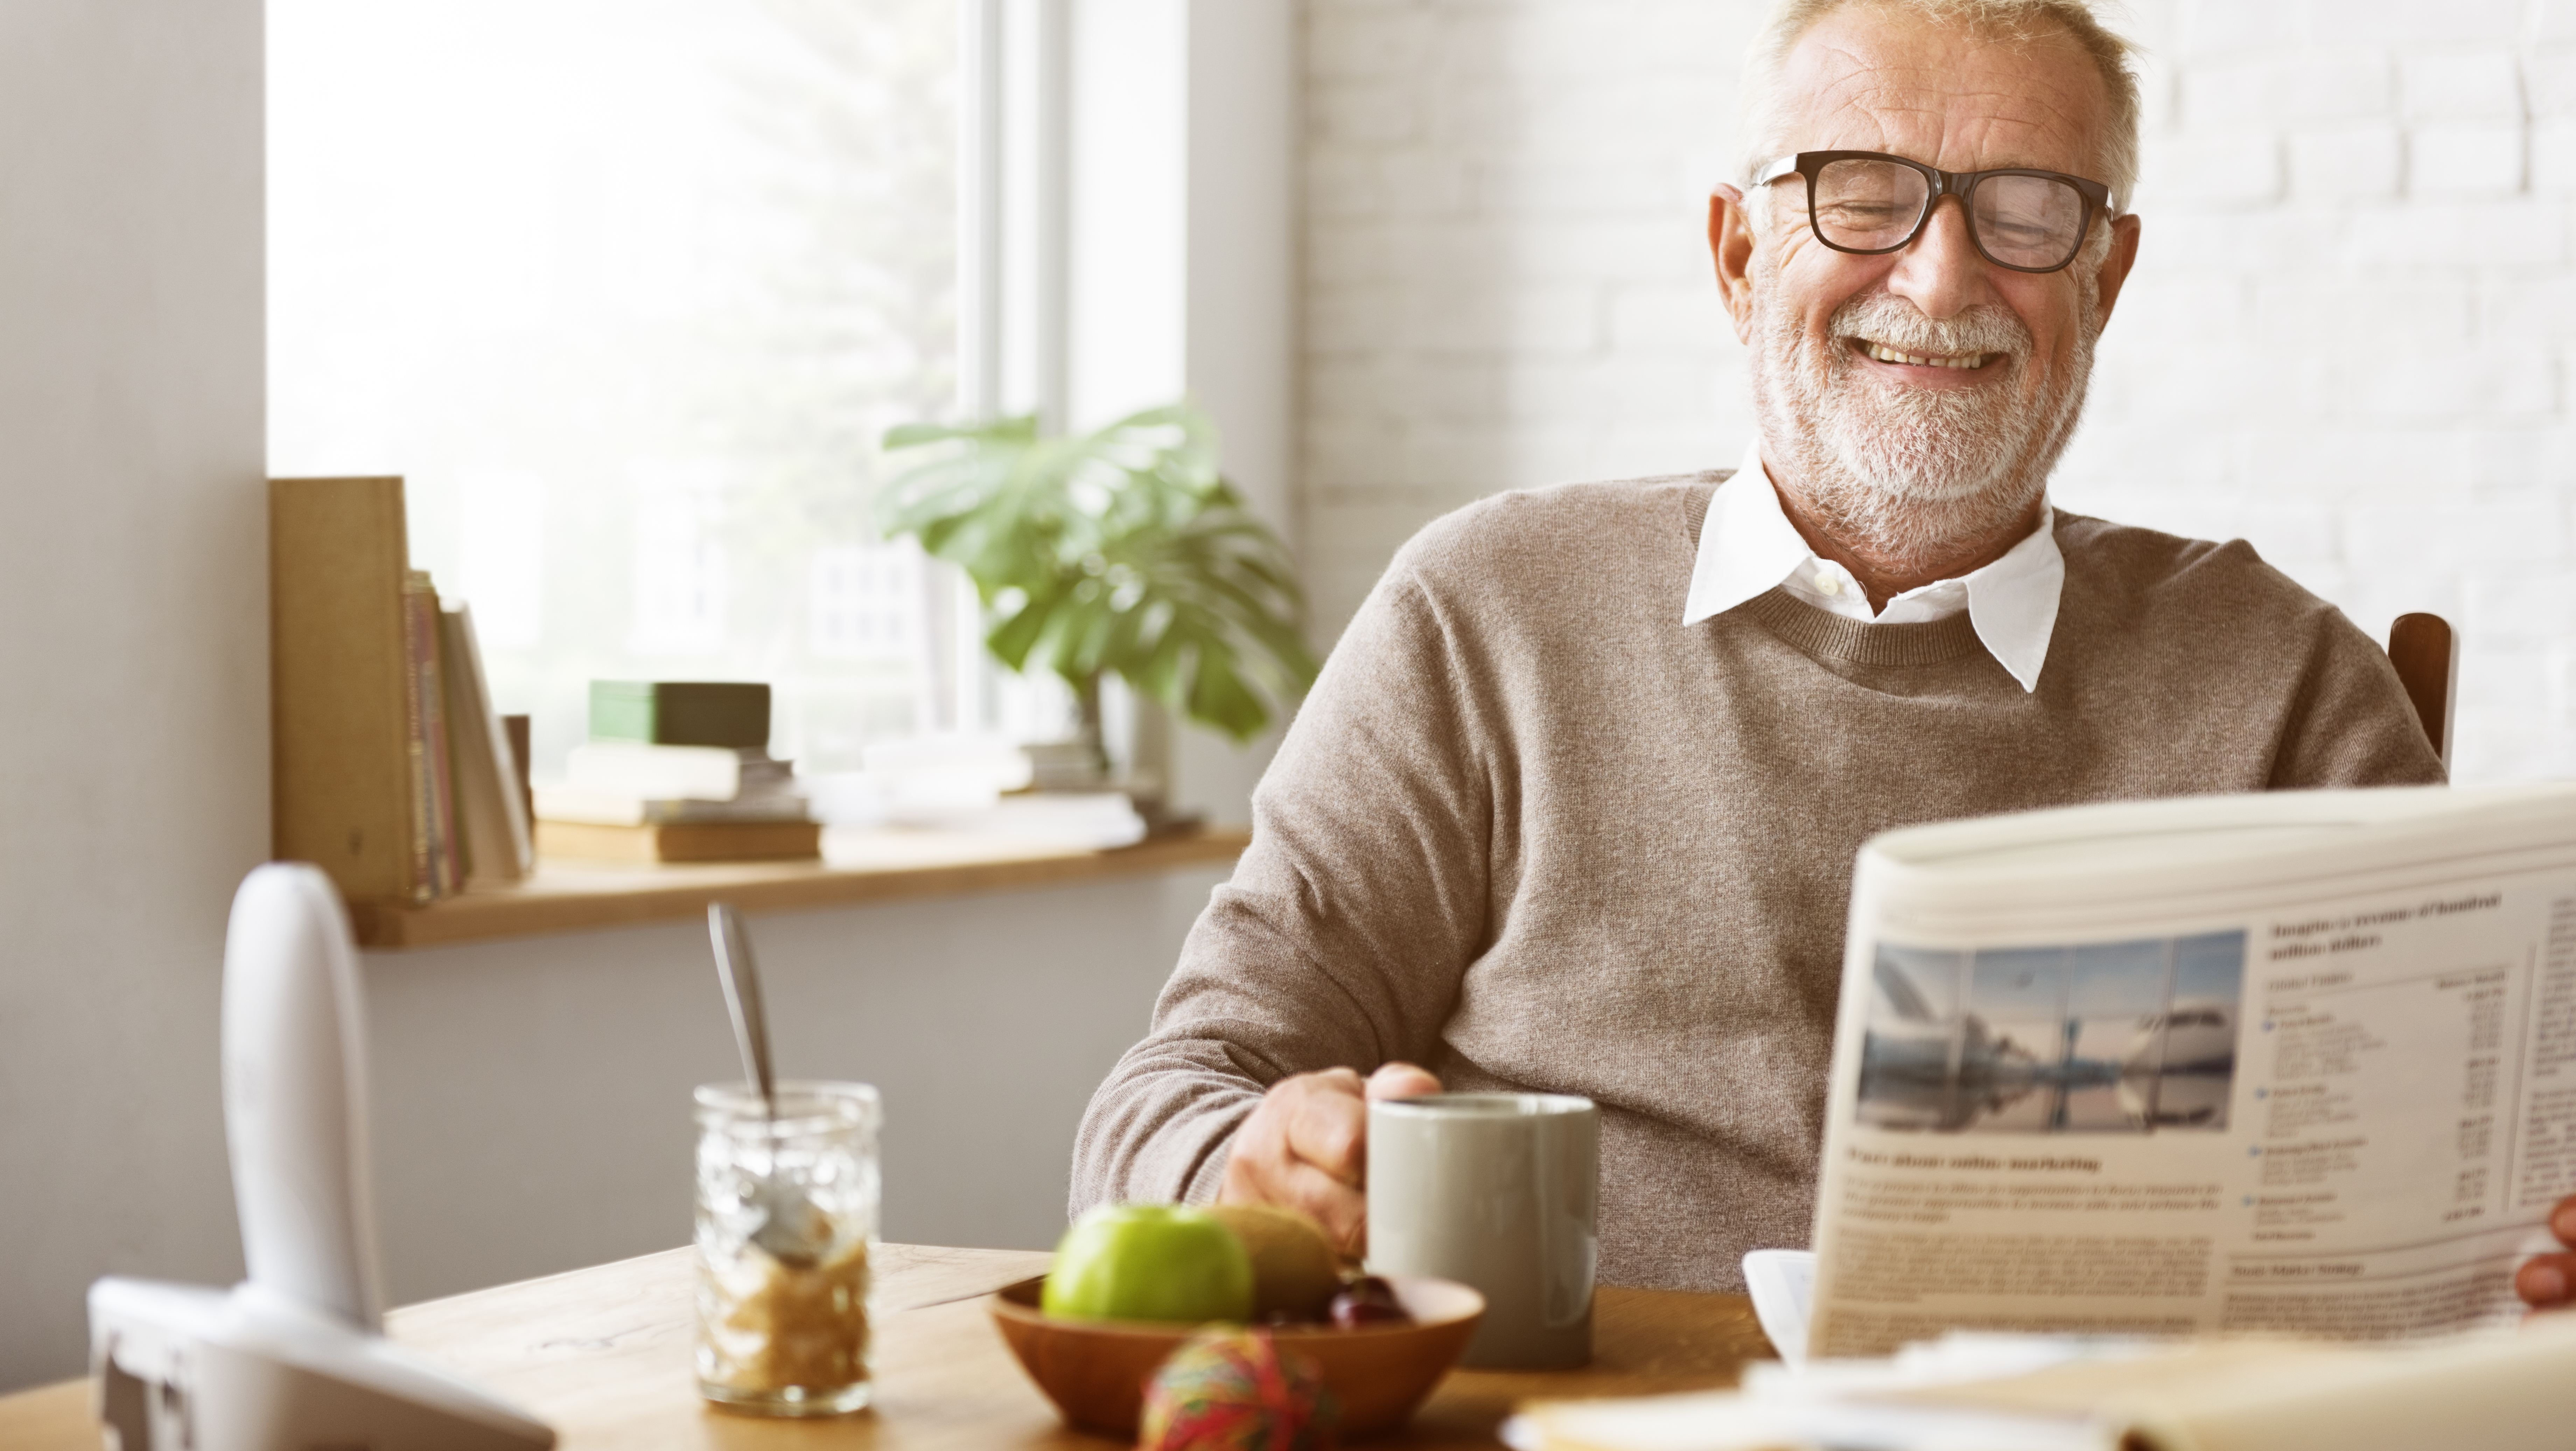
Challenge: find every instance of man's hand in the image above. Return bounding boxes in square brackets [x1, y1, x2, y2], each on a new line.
[1218, 1062, 1441, 1256]
[2517, 1195, 2576, 1314]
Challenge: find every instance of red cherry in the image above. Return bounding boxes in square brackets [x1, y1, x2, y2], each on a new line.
[1328, 1279, 1412, 1329]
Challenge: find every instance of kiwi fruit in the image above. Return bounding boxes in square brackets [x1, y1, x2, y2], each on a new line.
[1205, 1203, 1343, 1320]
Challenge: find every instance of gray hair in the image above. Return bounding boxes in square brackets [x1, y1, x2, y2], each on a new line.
[1739, 0, 2143, 214]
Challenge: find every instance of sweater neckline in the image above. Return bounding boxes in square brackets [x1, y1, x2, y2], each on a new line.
[1682, 481, 1986, 667]
[1738, 588, 1985, 664]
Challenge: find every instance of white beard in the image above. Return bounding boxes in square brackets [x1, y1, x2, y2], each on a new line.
[1748, 261, 2100, 575]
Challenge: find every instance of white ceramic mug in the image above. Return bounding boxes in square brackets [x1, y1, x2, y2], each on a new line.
[1365, 1092, 1599, 1369]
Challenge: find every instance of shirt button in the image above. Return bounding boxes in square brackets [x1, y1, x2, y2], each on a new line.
[1814, 575, 1842, 596]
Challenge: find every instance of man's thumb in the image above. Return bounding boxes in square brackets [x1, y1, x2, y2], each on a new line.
[1364, 1061, 1442, 1100]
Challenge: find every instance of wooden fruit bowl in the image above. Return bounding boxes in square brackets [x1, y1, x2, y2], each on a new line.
[987, 1274, 1485, 1438]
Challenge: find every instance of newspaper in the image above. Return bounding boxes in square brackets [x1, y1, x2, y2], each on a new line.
[1504, 1314, 2576, 1451]
[1807, 783, 2576, 1360]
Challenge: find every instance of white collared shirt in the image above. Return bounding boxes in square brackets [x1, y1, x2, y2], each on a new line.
[1681, 440, 2065, 692]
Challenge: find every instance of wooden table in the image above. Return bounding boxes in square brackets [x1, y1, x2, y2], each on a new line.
[0, 1244, 1771, 1449]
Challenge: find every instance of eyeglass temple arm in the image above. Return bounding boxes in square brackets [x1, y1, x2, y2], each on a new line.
[1752, 155, 1802, 186]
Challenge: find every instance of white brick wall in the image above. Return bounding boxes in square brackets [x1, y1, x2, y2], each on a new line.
[1301, 0, 2576, 782]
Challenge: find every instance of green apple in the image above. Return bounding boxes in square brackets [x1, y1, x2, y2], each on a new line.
[1042, 1204, 1255, 1324]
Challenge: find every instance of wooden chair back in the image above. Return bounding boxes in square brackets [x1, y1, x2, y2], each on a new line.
[2386, 613, 2457, 769]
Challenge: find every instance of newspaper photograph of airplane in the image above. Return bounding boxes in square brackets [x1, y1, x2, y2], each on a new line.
[1856, 930, 2247, 1135]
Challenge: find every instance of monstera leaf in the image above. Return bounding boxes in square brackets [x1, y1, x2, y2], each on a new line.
[877, 403, 1318, 743]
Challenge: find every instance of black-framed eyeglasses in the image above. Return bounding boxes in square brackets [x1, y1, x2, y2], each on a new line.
[1754, 151, 2113, 274]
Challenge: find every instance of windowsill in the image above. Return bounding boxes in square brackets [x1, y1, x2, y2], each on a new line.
[348, 825, 1251, 951]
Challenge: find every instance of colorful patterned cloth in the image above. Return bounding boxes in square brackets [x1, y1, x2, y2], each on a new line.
[1136, 1328, 1338, 1451]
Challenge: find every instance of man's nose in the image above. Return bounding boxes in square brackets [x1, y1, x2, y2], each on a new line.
[1883, 194, 1988, 320]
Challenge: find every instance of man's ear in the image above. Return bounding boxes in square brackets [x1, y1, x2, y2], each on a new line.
[1708, 184, 1760, 344]
[2089, 212, 2143, 328]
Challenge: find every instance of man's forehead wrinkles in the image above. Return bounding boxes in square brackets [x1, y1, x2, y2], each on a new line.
[1783, 19, 2107, 176]
[1803, 82, 2102, 176]
[1802, 87, 2092, 175]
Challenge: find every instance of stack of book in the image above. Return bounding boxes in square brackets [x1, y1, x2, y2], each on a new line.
[272, 477, 536, 907]
[533, 682, 821, 863]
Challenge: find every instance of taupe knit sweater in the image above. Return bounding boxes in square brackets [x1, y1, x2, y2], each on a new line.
[1072, 474, 2446, 1292]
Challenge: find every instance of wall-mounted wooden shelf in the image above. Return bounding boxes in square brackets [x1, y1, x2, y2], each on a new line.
[348, 827, 1250, 951]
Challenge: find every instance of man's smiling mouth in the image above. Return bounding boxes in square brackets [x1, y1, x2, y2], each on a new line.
[1858, 340, 1997, 370]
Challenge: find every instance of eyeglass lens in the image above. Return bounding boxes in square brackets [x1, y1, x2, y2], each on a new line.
[1810, 157, 2088, 270]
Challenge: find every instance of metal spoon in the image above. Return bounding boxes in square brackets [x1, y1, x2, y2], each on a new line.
[709, 901, 828, 1268]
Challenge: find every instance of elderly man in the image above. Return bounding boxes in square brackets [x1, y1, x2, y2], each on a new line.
[1071, 0, 2446, 1293]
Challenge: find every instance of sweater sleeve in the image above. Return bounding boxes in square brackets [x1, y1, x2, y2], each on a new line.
[1070, 559, 1494, 1213]
[2269, 606, 2449, 789]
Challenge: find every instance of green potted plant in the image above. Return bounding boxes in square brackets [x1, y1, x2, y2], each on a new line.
[876, 402, 1319, 780]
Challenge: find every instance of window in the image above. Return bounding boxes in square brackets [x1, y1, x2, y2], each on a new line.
[270, 0, 965, 775]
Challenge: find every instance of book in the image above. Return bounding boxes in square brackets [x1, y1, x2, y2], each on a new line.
[437, 603, 533, 886]
[561, 741, 756, 801]
[588, 681, 771, 749]
[502, 715, 534, 825]
[533, 819, 822, 864]
[271, 477, 440, 906]
[550, 740, 809, 821]
[560, 741, 804, 800]
[401, 572, 460, 900]
[531, 787, 812, 828]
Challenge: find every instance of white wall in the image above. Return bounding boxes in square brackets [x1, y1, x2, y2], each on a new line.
[1175, 0, 1304, 825]
[0, 0, 269, 1393]
[1063, 0, 1302, 827]
[363, 868, 1227, 1305]
[1302, 0, 2576, 782]
[0, 0, 1287, 1392]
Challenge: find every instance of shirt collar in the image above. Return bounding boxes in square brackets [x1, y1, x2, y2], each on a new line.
[1681, 439, 2065, 693]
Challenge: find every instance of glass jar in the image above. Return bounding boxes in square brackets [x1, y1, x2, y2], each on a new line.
[693, 1080, 881, 1415]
